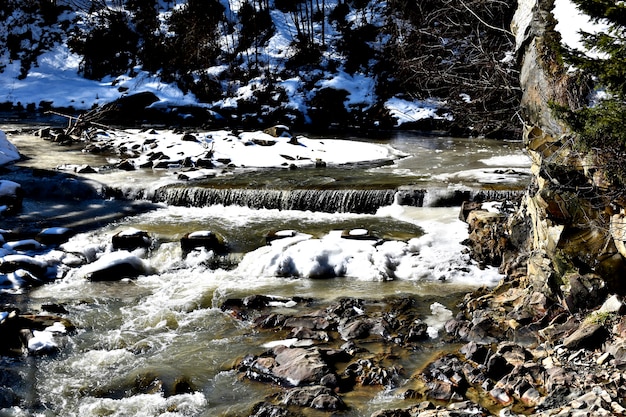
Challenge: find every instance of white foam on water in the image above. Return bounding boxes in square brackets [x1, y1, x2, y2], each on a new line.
[77, 392, 207, 417]
[479, 153, 531, 167]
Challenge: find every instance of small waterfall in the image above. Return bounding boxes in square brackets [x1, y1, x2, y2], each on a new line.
[152, 186, 423, 214]
[421, 188, 525, 207]
[150, 185, 523, 213]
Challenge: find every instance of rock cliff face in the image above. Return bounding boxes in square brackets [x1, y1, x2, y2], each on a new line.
[436, 2, 626, 414]
[509, 0, 626, 309]
[461, 0, 626, 325]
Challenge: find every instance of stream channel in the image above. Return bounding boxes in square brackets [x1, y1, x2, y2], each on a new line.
[0, 122, 530, 417]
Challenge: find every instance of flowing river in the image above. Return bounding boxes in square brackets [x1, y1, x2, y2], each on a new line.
[0, 122, 530, 417]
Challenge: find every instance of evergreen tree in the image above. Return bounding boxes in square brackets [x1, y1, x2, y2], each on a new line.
[557, 0, 626, 184]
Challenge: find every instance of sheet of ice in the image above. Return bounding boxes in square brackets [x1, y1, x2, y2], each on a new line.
[479, 154, 530, 167]
[432, 167, 531, 185]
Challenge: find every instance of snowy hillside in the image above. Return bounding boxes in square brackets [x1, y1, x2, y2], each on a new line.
[0, 0, 520, 136]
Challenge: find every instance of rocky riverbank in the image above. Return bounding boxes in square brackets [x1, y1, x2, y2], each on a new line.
[207, 198, 626, 417]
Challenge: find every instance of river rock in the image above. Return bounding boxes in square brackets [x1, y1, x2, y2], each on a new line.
[263, 125, 291, 138]
[239, 345, 334, 387]
[0, 254, 48, 278]
[36, 227, 74, 246]
[0, 180, 23, 215]
[79, 252, 151, 281]
[418, 354, 468, 402]
[344, 357, 403, 388]
[281, 385, 346, 410]
[248, 402, 295, 417]
[265, 229, 297, 244]
[180, 230, 227, 256]
[598, 294, 626, 315]
[92, 369, 195, 399]
[562, 321, 609, 350]
[3, 239, 43, 252]
[111, 229, 152, 251]
[0, 310, 73, 356]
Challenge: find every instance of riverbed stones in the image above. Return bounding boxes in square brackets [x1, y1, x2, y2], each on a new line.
[0, 254, 48, 278]
[280, 385, 345, 410]
[562, 321, 609, 350]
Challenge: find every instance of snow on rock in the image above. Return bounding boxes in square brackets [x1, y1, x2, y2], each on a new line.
[0, 131, 20, 166]
[425, 302, 454, 338]
[76, 251, 152, 281]
[237, 230, 411, 280]
[28, 329, 58, 354]
[0, 180, 21, 198]
[85, 128, 399, 171]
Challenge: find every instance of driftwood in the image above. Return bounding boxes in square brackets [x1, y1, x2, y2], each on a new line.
[46, 105, 127, 139]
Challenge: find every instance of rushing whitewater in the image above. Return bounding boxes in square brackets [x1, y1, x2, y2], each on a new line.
[0, 128, 530, 416]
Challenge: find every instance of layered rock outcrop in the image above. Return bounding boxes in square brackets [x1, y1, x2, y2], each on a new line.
[391, 1, 626, 415]
[501, 0, 626, 316]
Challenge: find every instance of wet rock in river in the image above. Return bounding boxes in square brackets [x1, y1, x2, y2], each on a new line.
[265, 229, 297, 244]
[91, 369, 195, 399]
[0, 310, 74, 356]
[418, 354, 468, 402]
[36, 227, 74, 246]
[241, 345, 334, 387]
[0, 180, 23, 215]
[248, 402, 296, 417]
[180, 230, 227, 256]
[281, 385, 346, 410]
[80, 252, 151, 281]
[112, 229, 153, 251]
[344, 357, 403, 388]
